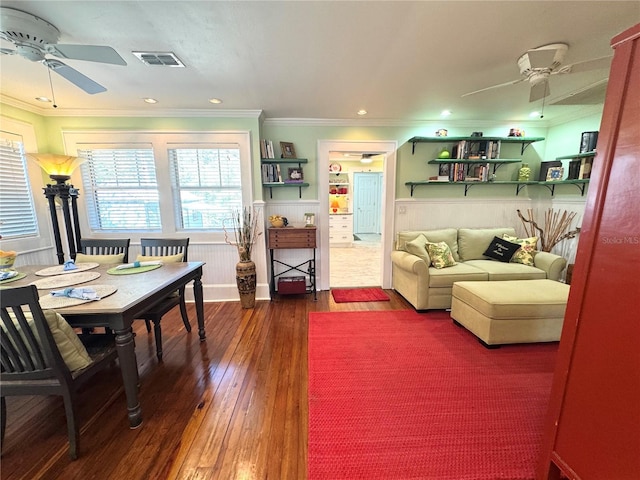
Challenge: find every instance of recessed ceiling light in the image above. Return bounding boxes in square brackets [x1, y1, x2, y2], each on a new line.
[209, 98, 223, 104]
[143, 98, 158, 104]
[529, 111, 540, 117]
[35, 96, 51, 102]
[441, 110, 452, 116]
[357, 109, 367, 116]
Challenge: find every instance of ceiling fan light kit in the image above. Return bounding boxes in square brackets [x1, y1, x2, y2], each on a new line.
[0, 7, 126, 96]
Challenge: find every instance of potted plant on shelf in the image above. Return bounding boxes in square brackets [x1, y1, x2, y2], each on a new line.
[224, 207, 262, 308]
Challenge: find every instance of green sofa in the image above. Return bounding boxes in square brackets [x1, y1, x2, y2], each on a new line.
[391, 227, 567, 311]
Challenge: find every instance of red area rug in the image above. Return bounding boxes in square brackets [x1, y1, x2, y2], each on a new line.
[331, 287, 390, 303]
[308, 310, 558, 479]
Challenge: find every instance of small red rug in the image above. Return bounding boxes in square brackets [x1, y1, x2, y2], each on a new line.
[331, 287, 390, 303]
[308, 310, 558, 480]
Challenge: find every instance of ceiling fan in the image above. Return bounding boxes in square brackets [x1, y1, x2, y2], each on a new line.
[0, 7, 126, 94]
[461, 43, 612, 103]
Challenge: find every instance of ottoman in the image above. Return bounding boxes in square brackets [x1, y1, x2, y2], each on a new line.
[450, 279, 570, 347]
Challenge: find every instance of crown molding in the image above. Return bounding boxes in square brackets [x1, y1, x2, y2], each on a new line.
[2, 92, 600, 127]
[0, 95, 262, 118]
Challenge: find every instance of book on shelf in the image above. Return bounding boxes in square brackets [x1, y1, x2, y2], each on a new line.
[261, 163, 283, 183]
[579, 156, 594, 179]
[450, 139, 500, 160]
[260, 139, 275, 159]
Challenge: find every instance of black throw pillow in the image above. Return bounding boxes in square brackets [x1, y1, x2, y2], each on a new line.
[483, 236, 521, 263]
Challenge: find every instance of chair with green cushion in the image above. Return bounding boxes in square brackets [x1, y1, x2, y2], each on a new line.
[137, 238, 190, 360]
[77, 238, 130, 264]
[0, 285, 118, 460]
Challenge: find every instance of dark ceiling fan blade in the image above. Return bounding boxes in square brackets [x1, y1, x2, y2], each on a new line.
[461, 77, 525, 98]
[44, 58, 107, 94]
[47, 44, 127, 65]
[529, 80, 550, 103]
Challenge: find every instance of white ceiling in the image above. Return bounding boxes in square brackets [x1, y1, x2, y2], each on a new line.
[1, 1, 638, 124]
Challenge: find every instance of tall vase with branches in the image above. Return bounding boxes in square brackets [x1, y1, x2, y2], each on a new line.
[224, 207, 262, 308]
[517, 208, 580, 252]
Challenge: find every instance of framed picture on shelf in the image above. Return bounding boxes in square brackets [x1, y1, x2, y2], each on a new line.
[286, 167, 304, 183]
[546, 166, 565, 181]
[538, 160, 562, 182]
[280, 142, 297, 158]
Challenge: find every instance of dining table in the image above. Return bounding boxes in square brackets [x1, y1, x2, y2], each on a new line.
[1, 261, 206, 429]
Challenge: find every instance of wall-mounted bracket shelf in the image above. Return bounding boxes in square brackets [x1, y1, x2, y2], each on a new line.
[428, 158, 521, 174]
[261, 158, 308, 198]
[405, 179, 589, 197]
[408, 136, 545, 155]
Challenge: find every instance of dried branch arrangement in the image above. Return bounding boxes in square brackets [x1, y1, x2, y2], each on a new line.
[223, 207, 262, 262]
[517, 208, 581, 252]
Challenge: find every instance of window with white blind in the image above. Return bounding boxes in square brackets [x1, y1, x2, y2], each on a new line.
[78, 148, 161, 231]
[0, 134, 39, 239]
[169, 147, 242, 230]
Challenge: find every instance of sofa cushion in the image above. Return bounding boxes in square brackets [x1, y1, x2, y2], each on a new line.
[457, 227, 516, 261]
[425, 241, 456, 269]
[503, 234, 538, 266]
[396, 229, 459, 261]
[428, 262, 488, 287]
[464, 259, 547, 281]
[405, 234, 431, 265]
[483, 236, 521, 263]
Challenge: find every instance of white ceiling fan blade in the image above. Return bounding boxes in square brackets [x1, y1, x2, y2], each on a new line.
[461, 78, 525, 98]
[47, 44, 127, 66]
[44, 58, 107, 94]
[0, 47, 16, 55]
[561, 55, 612, 74]
[529, 80, 550, 103]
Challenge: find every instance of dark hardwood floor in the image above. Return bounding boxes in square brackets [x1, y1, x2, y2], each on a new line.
[1, 290, 413, 479]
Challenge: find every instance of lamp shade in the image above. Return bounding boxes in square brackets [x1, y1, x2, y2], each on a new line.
[27, 153, 86, 177]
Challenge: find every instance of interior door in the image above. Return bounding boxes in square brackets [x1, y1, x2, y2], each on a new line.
[353, 172, 382, 234]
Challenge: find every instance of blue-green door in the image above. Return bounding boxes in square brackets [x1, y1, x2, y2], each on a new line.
[353, 172, 382, 234]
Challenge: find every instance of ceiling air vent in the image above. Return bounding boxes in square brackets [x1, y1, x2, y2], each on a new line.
[132, 51, 185, 67]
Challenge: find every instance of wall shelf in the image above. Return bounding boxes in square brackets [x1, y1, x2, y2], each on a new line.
[261, 158, 309, 198]
[408, 136, 545, 155]
[405, 179, 590, 197]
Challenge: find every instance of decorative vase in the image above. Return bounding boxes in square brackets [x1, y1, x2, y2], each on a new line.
[518, 163, 531, 181]
[236, 260, 257, 308]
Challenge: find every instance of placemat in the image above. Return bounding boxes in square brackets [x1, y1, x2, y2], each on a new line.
[30, 271, 101, 290]
[38, 284, 118, 309]
[107, 264, 162, 275]
[0, 272, 27, 285]
[35, 262, 100, 277]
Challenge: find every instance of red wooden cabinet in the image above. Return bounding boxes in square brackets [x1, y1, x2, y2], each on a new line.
[538, 23, 640, 480]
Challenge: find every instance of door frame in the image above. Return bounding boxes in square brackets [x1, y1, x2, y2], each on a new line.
[317, 139, 397, 290]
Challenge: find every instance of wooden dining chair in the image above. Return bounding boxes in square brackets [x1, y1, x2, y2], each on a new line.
[137, 238, 190, 360]
[77, 238, 131, 263]
[0, 285, 119, 460]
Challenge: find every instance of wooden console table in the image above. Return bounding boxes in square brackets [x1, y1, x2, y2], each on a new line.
[268, 227, 317, 300]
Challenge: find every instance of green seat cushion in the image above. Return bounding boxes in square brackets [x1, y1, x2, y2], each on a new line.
[428, 263, 488, 287]
[9, 309, 92, 372]
[75, 252, 125, 264]
[136, 253, 183, 263]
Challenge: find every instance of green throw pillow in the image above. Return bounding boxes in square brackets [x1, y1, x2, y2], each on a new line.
[425, 241, 457, 269]
[405, 234, 431, 265]
[503, 234, 538, 266]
